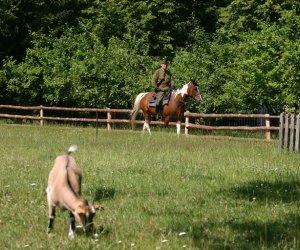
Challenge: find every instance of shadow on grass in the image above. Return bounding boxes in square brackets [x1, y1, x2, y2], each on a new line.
[184, 214, 300, 249]
[168, 180, 300, 249]
[170, 213, 300, 249]
[230, 180, 300, 203]
[227, 180, 300, 249]
[226, 180, 300, 248]
[228, 214, 300, 249]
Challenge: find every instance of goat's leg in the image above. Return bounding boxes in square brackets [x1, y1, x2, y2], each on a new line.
[47, 206, 55, 233]
[68, 212, 76, 240]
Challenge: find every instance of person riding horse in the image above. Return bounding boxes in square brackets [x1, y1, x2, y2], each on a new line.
[131, 80, 202, 135]
[151, 59, 175, 120]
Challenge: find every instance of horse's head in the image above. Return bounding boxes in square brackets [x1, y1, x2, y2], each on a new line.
[187, 80, 202, 103]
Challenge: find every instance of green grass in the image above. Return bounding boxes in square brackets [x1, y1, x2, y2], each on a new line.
[0, 124, 300, 249]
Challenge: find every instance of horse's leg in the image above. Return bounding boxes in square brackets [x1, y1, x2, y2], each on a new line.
[143, 121, 151, 134]
[176, 121, 181, 135]
[175, 110, 184, 136]
[142, 113, 151, 134]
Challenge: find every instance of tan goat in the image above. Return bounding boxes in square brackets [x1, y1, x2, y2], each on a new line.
[46, 145, 104, 239]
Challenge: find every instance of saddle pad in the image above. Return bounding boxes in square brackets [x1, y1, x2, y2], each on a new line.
[148, 93, 171, 108]
[149, 95, 156, 107]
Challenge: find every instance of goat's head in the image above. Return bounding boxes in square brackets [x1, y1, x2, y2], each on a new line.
[74, 200, 104, 233]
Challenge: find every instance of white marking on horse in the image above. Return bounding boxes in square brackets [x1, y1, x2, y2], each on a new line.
[175, 83, 189, 99]
[176, 123, 181, 135]
[143, 121, 151, 134]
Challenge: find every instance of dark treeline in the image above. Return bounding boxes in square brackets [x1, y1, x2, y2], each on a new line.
[0, 0, 299, 114]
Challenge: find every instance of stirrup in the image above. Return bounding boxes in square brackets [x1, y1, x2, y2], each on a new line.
[155, 112, 162, 120]
[155, 104, 162, 120]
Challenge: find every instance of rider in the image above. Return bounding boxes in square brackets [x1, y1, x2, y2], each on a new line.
[151, 59, 175, 120]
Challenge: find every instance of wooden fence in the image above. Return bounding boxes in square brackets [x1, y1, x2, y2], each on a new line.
[278, 112, 300, 151]
[0, 105, 279, 140]
[184, 112, 279, 140]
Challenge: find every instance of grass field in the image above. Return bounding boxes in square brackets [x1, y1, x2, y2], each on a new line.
[0, 124, 300, 249]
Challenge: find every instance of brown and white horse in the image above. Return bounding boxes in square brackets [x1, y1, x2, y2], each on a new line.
[130, 80, 202, 135]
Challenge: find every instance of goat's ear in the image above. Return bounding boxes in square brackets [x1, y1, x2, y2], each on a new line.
[75, 205, 86, 214]
[93, 204, 105, 211]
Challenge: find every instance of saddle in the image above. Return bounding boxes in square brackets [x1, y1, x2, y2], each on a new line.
[149, 91, 171, 108]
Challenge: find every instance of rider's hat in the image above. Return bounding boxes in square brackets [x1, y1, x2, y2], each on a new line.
[160, 58, 169, 65]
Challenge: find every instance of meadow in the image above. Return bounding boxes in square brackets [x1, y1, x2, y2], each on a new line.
[0, 124, 300, 249]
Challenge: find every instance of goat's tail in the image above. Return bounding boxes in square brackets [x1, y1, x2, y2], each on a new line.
[67, 145, 78, 155]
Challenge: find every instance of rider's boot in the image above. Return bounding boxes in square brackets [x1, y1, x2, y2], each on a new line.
[155, 105, 162, 120]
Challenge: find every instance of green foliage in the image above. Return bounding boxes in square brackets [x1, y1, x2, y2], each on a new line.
[0, 0, 300, 113]
[174, 0, 300, 114]
[1, 31, 154, 107]
[209, 0, 300, 113]
[171, 28, 211, 113]
[0, 0, 90, 62]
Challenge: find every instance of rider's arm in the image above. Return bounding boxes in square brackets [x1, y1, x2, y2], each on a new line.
[151, 70, 159, 88]
[170, 75, 175, 89]
[159, 86, 169, 92]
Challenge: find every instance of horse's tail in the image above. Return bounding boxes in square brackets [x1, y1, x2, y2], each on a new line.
[130, 93, 146, 129]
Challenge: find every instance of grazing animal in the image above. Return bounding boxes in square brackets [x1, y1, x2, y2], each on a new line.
[46, 145, 104, 239]
[130, 80, 202, 135]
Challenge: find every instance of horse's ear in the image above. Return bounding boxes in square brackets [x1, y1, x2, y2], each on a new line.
[191, 79, 198, 86]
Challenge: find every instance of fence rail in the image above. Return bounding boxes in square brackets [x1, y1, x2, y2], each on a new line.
[0, 104, 280, 140]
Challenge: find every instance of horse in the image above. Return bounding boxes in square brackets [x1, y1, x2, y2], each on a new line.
[130, 80, 202, 135]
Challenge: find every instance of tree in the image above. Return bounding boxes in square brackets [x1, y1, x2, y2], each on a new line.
[0, 0, 90, 62]
[0, 30, 153, 107]
[79, 0, 228, 57]
[200, 0, 300, 113]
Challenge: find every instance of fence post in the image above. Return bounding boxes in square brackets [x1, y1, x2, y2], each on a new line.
[107, 108, 111, 131]
[265, 114, 271, 141]
[283, 113, 290, 149]
[278, 112, 284, 149]
[295, 114, 300, 151]
[289, 114, 295, 151]
[185, 111, 189, 135]
[40, 106, 44, 126]
[95, 111, 99, 138]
